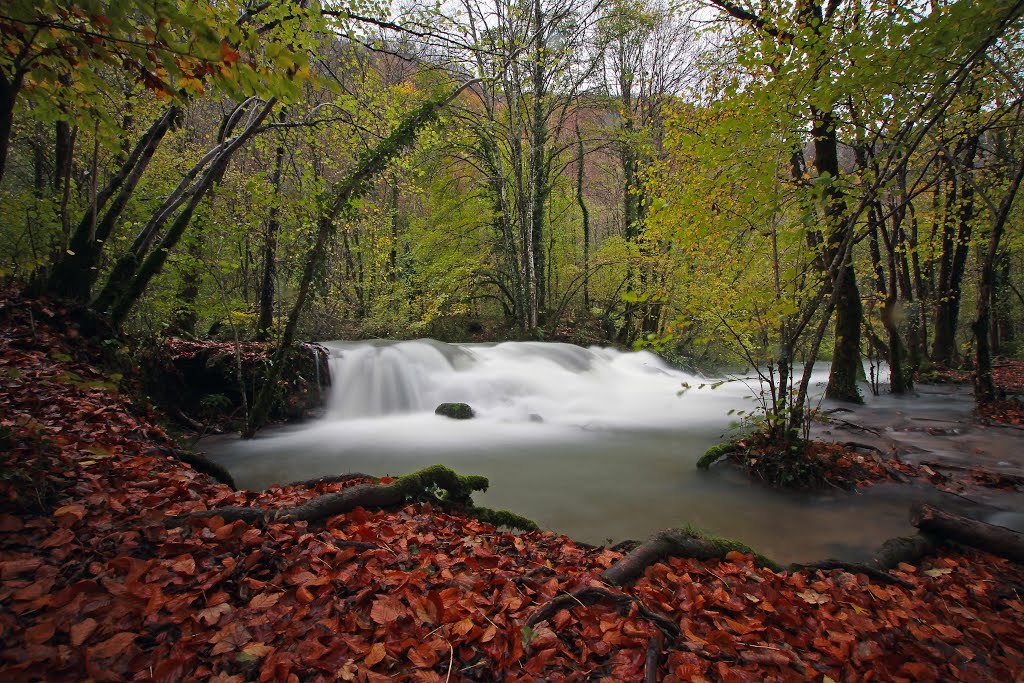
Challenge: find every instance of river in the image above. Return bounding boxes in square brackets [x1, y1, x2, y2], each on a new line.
[201, 340, 1013, 565]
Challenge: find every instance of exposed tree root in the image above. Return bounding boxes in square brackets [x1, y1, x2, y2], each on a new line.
[842, 441, 886, 454]
[469, 506, 540, 532]
[166, 464, 539, 532]
[644, 634, 663, 683]
[170, 448, 235, 488]
[912, 503, 1024, 564]
[282, 473, 374, 488]
[525, 586, 683, 641]
[795, 560, 914, 589]
[601, 528, 783, 586]
[826, 417, 881, 436]
[870, 534, 938, 569]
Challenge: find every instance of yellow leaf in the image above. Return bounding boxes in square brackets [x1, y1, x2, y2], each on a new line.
[365, 642, 386, 667]
[242, 643, 273, 658]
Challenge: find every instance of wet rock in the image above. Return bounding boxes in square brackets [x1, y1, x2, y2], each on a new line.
[436, 402, 475, 419]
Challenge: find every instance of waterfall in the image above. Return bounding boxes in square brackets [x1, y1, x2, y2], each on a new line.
[321, 339, 731, 428]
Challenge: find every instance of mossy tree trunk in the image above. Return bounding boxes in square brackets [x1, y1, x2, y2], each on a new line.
[245, 85, 477, 436]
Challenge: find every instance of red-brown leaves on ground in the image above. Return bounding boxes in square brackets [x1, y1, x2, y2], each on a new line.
[2, 288, 1023, 681]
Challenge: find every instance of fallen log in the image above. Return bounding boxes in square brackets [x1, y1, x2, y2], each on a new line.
[165, 464, 537, 531]
[911, 503, 1024, 564]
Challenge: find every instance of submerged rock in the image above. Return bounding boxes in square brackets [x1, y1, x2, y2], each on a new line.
[435, 402, 475, 419]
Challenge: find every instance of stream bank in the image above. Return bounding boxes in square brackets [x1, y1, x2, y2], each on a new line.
[3, 295, 1024, 681]
[201, 339, 1024, 565]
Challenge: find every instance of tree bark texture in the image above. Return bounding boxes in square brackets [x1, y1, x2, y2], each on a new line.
[931, 138, 977, 366]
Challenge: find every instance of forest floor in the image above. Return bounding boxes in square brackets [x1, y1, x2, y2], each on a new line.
[2, 289, 1024, 682]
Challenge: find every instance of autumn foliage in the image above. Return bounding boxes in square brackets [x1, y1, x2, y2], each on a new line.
[2, 289, 1024, 682]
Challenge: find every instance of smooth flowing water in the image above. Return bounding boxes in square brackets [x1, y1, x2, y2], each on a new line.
[202, 340, 959, 565]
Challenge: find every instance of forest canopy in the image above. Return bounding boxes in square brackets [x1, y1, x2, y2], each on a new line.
[1, 0, 1022, 436]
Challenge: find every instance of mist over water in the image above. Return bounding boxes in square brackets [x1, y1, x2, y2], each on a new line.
[203, 340, 951, 565]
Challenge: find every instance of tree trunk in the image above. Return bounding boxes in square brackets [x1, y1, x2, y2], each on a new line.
[992, 252, 1014, 352]
[54, 121, 76, 248]
[47, 107, 176, 301]
[245, 88, 462, 435]
[105, 101, 274, 328]
[109, 171, 215, 328]
[575, 121, 590, 310]
[529, 0, 548, 326]
[0, 70, 24, 185]
[973, 154, 1024, 404]
[931, 137, 977, 367]
[814, 105, 863, 403]
[256, 135, 286, 341]
[168, 216, 208, 337]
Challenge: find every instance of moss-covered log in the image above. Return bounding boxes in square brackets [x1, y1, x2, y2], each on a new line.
[166, 465, 522, 529]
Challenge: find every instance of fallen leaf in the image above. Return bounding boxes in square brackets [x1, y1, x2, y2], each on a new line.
[248, 592, 282, 610]
[365, 642, 386, 666]
[91, 631, 136, 659]
[924, 567, 953, 577]
[70, 618, 98, 647]
[370, 595, 404, 625]
[241, 642, 273, 658]
[797, 589, 829, 605]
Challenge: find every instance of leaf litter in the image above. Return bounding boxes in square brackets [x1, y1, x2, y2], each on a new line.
[1, 289, 1023, 681]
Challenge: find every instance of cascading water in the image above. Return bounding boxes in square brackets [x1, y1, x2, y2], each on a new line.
[321, 339, 733, 428]
[201, 339, 1011, 564]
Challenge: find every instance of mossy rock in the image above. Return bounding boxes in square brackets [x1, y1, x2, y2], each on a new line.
[435, 402, 475, 419]
[697, 441, 736, 470]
